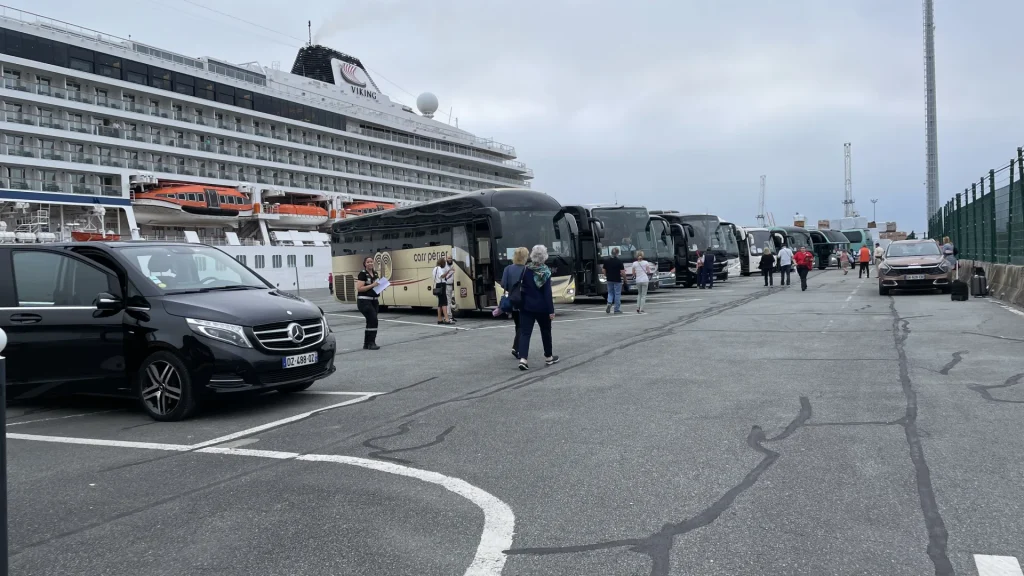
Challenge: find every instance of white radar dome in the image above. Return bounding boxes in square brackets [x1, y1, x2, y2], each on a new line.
[416, 92, 439, 118]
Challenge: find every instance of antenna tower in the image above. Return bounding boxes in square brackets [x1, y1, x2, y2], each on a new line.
[923, 0, 940, 221]
[756, 175, 766, 227]
[843, 142, 856, 217]
[307, 21, 312, 46]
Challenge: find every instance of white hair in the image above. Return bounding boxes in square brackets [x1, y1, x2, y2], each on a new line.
[529, 244, 548, 265]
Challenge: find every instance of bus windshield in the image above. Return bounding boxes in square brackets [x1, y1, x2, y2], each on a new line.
[748, 230, 771, 253]
[719, 223, 739, 257]
[594, 207, 653, 259]
[683, 217, 728, 252]
[496, 210, 574, 261]
[788, 230, 813, 250]
[649, 219, 673, 260]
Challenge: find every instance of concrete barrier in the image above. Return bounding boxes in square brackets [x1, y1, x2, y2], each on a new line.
[956, 260, 1024, 307]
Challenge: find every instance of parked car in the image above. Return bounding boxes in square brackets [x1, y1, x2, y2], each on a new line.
[877, 239, 954, 295]
[0, 242, 336, 421]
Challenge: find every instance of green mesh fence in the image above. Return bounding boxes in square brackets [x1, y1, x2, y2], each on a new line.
[929, 147, 1024, 264]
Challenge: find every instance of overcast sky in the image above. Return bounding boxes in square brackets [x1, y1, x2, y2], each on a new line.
[20, 0, 1024, 233]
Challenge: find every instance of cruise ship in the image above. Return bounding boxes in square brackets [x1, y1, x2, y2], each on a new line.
[0, 6, 532, 289]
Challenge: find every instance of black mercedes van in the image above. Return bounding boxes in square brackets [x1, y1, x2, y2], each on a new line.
[0, 241, 336, 421]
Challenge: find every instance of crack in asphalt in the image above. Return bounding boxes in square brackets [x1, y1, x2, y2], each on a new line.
[504, 397, 813, 576]
[887, 297, 954, 576]
[967, 373, 1024, 404]
[938, 351, 967, 375]
[362, 421, 456, 465]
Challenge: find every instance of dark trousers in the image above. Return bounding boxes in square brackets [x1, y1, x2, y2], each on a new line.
[761, 268, 773, 286]
[518, 310, 553, 360]
[357, 298, 379, 347]
[859, 262, 869, 278]
[699, 267, 714, 288]
[780, 265, 791, 285]
[797, 266, 809, 290]
[511, 310, 521, 354]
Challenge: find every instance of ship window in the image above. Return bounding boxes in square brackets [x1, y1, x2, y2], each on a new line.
[286, 255, 296, 268]
[236, 255, 247, 266]
[187, 193, 198, 201]
[272, 255, 282, 269]
[254, 255, 265, 268]
[304, 254, 314, 267]
[69, 58, 93, 74]
[174, 83, 193, 96]
[126, 72, 147, 85]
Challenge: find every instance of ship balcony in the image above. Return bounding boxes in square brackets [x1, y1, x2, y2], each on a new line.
[0, 176, 120, 197]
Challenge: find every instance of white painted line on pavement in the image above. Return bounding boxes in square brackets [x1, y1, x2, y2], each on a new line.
[6, 409, 122, 427]
[6, 433, 191, 451]
[298, 391, 382, 396]
[975, 554, 1023, 576]
[998, 304, 1024, 318]
[298, 452, 514, 576]
[328, 313, 469, 331]
[191, 393, 380, 449]
[7, 434, 515, 576]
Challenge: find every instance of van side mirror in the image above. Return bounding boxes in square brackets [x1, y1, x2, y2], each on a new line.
[95, 292, 123, 311]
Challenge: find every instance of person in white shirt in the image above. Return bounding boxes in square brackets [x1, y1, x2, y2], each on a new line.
[631, 250, 653, 314]
[444, 255, 457, 323]
[777, 245, 794, 286]
[873, 242, 885, 271]
[431, 257, 450, 325]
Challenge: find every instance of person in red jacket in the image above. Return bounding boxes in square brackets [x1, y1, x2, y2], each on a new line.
[794, 245, 815, 291]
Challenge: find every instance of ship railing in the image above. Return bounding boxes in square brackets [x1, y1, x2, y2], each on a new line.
[0, 176, 120, 197]
[0, 97, 529, 191]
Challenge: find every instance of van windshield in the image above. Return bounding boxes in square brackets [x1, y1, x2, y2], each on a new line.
[118, 245, 269, 293]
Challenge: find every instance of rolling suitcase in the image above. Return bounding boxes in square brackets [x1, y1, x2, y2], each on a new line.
[950, 263, 969, 302]
[970, 267, 989, 297]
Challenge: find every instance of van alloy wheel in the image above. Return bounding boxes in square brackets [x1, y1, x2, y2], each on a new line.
[142, 360, 182, 416]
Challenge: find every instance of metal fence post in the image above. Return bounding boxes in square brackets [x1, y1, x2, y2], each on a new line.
[0, 325, 8, 576]
[990, 169, 997, 262]
[1009, 159, 1016, 264]
[972, 183, 978, 260]
[956, 192, 962, 253]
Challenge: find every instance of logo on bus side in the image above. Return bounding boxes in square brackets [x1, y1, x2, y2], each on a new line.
[373, 251, 393, 279]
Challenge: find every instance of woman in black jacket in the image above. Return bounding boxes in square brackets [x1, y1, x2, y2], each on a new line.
[758, 248, 777, 287]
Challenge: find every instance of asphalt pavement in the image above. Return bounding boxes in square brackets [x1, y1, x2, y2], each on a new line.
[6, 269, 1024, 576]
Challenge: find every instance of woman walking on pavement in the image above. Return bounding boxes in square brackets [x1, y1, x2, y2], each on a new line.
[839, 248, 850, 275]
[356, 256, 381, 350]
[501, 247, 529, 359]
[758, 247, 776, 286]
[432, 257, 451, 324]
[517, 245, 560, 371]
[632, 250, 653, 314]
[794, 245, 815, 291]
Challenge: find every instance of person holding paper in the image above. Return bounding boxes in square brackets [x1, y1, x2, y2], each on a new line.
[356, 256, 381, 350]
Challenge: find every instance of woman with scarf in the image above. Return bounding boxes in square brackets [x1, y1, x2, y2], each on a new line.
[516, 244, 560, 371]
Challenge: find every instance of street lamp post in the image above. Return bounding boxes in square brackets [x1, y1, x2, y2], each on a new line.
[870, 199, 879, 224]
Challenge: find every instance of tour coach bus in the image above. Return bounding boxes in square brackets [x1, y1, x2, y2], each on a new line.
[330, 189, 578, 310]
[561, 204, 655, 297]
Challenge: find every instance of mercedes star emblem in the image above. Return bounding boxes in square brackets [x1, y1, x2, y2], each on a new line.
[286, 322, 305, 344]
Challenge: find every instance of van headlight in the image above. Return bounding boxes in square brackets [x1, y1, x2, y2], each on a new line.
[186, 318, 252, 348]
[319, 307, 332, 333]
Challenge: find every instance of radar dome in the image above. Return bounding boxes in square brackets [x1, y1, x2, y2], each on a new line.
[416, 92, 439, 118]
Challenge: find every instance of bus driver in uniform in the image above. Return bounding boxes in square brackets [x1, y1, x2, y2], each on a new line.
[356, 256, 381, 351]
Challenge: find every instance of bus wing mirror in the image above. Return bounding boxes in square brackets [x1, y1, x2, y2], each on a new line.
[670, 223, 685, 238]
[589, 218, 605, 239]
[559, 211, 579, 236]
[685, 224, 696, 238]
[473, 207, 503, 239]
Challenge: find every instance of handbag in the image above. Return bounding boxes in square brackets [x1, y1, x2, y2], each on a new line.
[433, 283, 446, 296]
[507, 267, 528, 309]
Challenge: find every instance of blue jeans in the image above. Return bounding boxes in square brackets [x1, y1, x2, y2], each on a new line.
[606, 281, 622, 312]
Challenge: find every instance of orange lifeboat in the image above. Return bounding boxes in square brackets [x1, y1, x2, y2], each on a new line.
[71, 231, 121, 242]
[132, 184, 253, 227]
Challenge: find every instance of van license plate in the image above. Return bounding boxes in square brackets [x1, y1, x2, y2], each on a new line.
[906, 274, 926, 280]
[282, 352, 318, 369]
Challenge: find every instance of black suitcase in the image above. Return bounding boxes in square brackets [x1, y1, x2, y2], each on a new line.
[950, 263, 969, 301]
[970, 267, 989, 297]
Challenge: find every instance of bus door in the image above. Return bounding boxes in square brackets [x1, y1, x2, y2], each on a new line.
[564, 207, 603, 296]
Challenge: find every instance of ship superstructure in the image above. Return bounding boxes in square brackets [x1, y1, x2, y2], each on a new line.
[0, 6, 531, 289]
